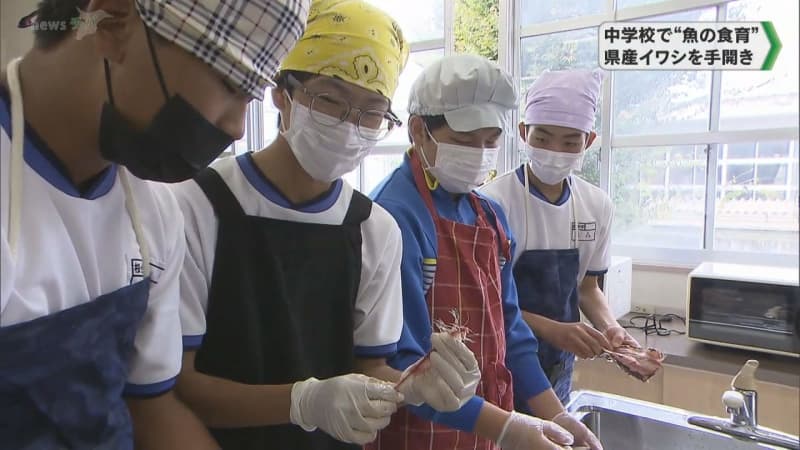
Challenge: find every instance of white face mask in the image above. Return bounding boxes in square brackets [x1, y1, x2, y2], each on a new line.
[525, 143, 585, 185]
[283, 102, 378, 183]
[419, 132, 499, 194]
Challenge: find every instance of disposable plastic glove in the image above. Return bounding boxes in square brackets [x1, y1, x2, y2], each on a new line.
[552, 411, 603, 450]
[496, 411, 574, 450]
[396, 331, 481, 411]
[603, 325, 640, 349]
[290, 374, 403, 445]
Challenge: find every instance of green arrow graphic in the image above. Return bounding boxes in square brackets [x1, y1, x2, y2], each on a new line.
[761, 21, 782, 70]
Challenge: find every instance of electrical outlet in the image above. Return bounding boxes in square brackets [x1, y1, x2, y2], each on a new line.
[631, 304, 655, 314]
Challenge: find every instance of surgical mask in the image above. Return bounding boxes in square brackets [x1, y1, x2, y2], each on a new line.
[525, 143, 584, 185]
[419, 131, 499, 194]
[99, 26, 233, 183]
[283, 101, 378, 183]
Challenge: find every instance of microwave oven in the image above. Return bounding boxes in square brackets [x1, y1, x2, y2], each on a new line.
[687, 262, 799, 358]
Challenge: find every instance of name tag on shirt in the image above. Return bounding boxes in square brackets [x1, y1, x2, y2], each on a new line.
[571, 222, 597, 242]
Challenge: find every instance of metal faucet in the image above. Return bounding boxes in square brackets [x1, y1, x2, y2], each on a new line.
[688, 360, 800, 449]
[722, 360, 758, 428]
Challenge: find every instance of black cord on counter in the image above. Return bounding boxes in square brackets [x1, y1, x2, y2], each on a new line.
[623, 313, 686, 336]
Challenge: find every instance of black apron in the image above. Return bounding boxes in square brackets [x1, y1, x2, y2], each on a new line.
[192, 168, 369, 450]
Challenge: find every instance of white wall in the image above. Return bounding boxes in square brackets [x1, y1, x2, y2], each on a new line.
[1, 0, 36, 67]
[630, 266, 691, 315]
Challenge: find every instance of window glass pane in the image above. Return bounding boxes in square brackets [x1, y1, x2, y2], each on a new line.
[379, 49, 445, 147]
[617, 0, 663, 9]
[577, 147, 601, 188]
[612, 8, 716, 135]
[363, 154, 406, 194]
[720, 0, 799, 130]
[611, 146, 707, 249]
[715, 141, 799, 254]
[455, 0, 499, 61]
[520, 27, 598, 92]
[520, 28, 600, 129]
[231, 119, 250, 155]
[365, 0, 444, 42]
[262, 98, 280, 145]
[520, 0, 605, 26]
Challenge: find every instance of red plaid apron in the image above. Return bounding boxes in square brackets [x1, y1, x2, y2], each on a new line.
[367, 151, 514, 450]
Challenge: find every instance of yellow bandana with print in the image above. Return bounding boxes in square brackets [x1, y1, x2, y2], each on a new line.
[279, 0, 409, 98]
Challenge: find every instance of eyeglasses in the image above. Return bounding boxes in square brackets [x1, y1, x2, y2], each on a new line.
[286, 75, 402, 141]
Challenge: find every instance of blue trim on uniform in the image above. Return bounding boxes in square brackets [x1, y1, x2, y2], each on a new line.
[237, 152, 342, 213]
[0, 86, 117, 200]
[586, 269, 608, 276]
[409, 396, 485, 431]
[123, 377, 176, 398]
[372, 155, 551, 432]
[354, 343, 398, 358]
[182, 334, 205, 350]
[515, 165, 570, 206]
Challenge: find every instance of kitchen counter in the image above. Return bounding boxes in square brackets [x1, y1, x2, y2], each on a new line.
[618, 313, 800, 388]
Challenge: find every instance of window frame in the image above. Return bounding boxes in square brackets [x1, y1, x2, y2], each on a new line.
[512, 0, 798, 268]
[227, 0, 797, 267]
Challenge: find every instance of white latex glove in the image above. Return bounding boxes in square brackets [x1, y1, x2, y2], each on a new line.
[397, 331, 481, 411]
[290, 374, 403, 445]
[496, 411, 574, 450]
[552, 411, 603, 450]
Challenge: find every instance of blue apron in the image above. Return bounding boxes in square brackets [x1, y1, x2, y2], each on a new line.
[0, 57, 151, 449]
[513, 248, 580, 406]
[513, 167, 581, 407]
[0, 280, 150, 449]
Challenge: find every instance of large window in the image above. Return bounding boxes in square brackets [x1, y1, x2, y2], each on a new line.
[517, 0, 798, 266]
[221, 0, 797, 267]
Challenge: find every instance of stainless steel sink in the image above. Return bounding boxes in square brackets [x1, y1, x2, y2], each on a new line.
[566, 391, 799, 450]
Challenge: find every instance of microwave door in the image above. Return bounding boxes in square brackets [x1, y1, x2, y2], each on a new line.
[690, 279, 799, 356]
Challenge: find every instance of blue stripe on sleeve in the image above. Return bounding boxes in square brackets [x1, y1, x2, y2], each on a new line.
[182, 334, 204, 350]
[586, 269, 608, 276]
[354, 343, 398, 358]
[408, 396, 485, 432]
[123, 377, 176, 398]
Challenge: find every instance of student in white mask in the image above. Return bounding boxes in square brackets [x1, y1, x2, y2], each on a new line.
[368, 54, 600, 450]
[481, 69, 640, 413]
[1, 0, 308, 448]
[171, 2, 482, 449]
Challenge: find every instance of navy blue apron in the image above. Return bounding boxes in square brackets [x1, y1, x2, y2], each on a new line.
[0, 280, 150, 450]
[513, 248, 580, 407]
[0, 57, 151, 450]
[513, 167, 581, 407]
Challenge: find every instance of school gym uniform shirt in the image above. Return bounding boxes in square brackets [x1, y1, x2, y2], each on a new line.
[480, 166, 613, 279]
[0, 86, 184, 396]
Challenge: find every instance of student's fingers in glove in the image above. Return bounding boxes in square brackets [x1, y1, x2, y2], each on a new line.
[431, 332, 479, 372]
[419, 369, 461, 411]
[569, 336, 596, 359]
[351, 410, 393, 433]
[364, 379, 404, 403]
[577, 430, 604, 450]
[359, 397, 401, 419]
[542, 420, 575, 446]
[338, 425, 378, 446]
[580, 326, 609, 356]
[429, 351, 467, 391]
